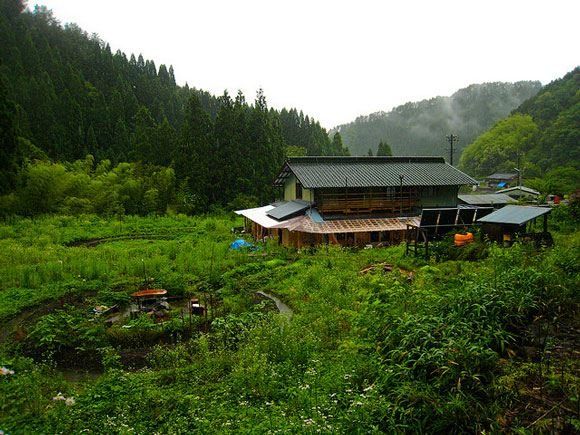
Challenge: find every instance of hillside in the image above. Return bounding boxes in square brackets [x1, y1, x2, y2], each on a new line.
[334, 81, 541, 157]
[459, 67, 580, 193]
[0, 1, 347, 210]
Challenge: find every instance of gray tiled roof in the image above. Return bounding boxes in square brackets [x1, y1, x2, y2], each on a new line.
[458, 193, 517, 205]
[485, 173, 518, 180]
[272, 156, 477, 188]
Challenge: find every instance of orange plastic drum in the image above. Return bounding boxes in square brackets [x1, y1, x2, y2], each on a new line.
[454, 232, 474, 246]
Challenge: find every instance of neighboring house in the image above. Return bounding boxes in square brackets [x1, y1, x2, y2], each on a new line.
[236, 156, 477, 248]
[458, 193, 517, 208]
[477, 205, 552, 246]
[485, 172, 518, 188]
[496, 185, 540, 201]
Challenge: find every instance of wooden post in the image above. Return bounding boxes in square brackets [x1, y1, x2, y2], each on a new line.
[209, 245, 215, 320]
[543, 214, 548, 233]
[189, 300, 192, 331]
[203, 292, 208, 331]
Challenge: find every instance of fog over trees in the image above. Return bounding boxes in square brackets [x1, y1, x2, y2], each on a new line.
[334, 82, 542, 158]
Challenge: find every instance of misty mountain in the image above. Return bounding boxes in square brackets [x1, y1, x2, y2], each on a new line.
[334, 81, 542, 158]
[459, 67, 580, 193]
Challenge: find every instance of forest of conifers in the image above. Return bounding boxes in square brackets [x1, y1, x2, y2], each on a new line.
[0, 1, 348, 216]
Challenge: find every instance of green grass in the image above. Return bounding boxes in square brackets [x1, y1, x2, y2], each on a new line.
[0, 212, 579, 433]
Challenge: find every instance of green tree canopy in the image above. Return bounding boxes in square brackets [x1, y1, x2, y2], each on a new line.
[459, 114, 539, 177]
[376, 140, 393, 156]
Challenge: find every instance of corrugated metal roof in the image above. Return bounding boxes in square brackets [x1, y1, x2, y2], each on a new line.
[288, 215, 420, 234]
[458, 194, 517, 206]
[272, 156, 477, 188]
[306, 208, 324, 223]
[234, 205, 306, 229]
[477, 205, 551, 225]
[267, 200, 311, 220]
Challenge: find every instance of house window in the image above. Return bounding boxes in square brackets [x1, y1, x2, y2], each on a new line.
[296, 182, 302, 199]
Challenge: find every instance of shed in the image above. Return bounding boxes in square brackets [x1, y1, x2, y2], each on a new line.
[485, 172, 518, 188]
[477, 205, 552, 245]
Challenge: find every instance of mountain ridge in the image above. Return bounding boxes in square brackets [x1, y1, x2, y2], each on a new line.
[333, 81, 542, 157]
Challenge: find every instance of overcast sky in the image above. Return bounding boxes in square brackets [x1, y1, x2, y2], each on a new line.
[34, 0, 580, 129]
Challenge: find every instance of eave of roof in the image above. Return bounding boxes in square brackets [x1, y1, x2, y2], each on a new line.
[235, 203, 421, 234]
[288, 215, 420, 234]
[272, 156, 477, 188]
[496, 186, 541, 196]
[234, 205, 306, 229]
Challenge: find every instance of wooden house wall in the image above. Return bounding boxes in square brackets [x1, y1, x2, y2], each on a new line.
[283, 177, 460, 213]
[283, 175, 313, 202]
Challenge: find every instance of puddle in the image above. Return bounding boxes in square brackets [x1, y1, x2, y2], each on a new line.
[256, 291, 293, 323]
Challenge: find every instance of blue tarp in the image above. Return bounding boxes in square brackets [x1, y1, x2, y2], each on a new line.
[497, 182, 508, 188]
[229, 239, 260, 250]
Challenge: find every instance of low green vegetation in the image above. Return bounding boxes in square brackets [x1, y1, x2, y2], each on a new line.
[0, 210, 579, 433]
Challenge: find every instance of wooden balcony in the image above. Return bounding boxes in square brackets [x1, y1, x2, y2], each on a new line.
[317, 190, 418, 215]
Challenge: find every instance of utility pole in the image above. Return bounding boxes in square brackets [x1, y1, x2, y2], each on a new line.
[516, 149, 521, 186]
[446, 134, 458, 166]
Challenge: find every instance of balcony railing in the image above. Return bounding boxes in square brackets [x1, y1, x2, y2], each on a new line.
[317, 190, 418, 215]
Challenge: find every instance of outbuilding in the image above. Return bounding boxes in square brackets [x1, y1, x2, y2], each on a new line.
[477, 205, 553, 246]
[485, 172, 518, 188]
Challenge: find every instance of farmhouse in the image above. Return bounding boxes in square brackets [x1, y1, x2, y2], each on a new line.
[485, 172, 518, 188]
[236, 156, 478, 248]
